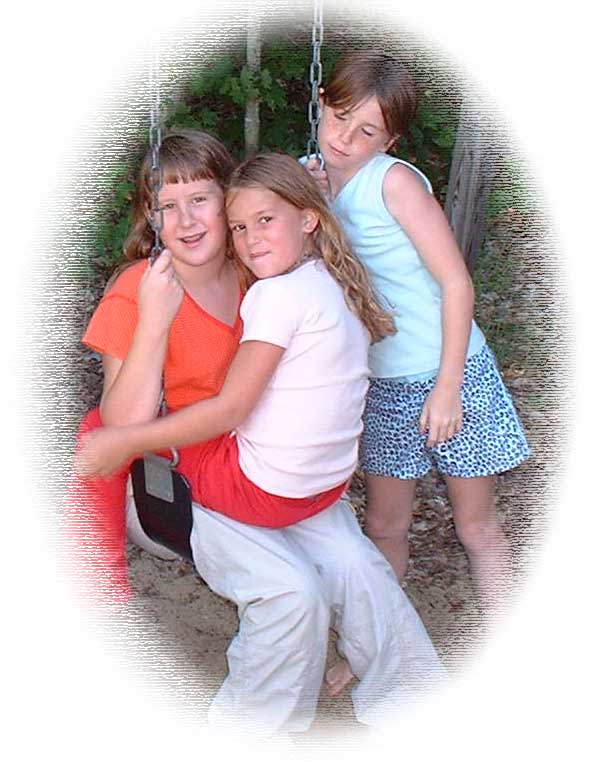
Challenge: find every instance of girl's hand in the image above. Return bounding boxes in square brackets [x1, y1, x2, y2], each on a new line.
[419, 383, 463, 448]
[305, 157, 330, 197]
[138, 249, 184, 334]
[75, 427, 137, 477]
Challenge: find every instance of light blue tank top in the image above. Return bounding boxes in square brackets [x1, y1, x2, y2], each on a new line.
[330, 153, 485, 378]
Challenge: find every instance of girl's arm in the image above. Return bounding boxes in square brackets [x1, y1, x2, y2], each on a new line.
[100, 251, 184, 426]
[76, 340, 285, 476]
[383, 164, 475, 447]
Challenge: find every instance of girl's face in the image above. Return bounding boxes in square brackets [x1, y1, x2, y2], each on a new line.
[318, 95, 397, 179]
[156, 178, 227, 269]
[227, 187, 318, 279]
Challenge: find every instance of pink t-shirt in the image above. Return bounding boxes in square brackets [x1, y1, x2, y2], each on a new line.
[237, 259, 370, 497]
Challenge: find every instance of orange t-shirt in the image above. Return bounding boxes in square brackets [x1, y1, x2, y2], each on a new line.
[83, 260, 243, 409]
[66, 261, 242, 606]
[82, 259, 346, 528]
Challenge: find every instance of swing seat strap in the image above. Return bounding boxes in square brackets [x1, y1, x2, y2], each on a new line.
[130, 456, 194, 561]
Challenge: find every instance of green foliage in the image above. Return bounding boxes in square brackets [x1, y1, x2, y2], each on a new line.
[89, 40, 458, 276]
[472, 240, 532, 368]
[403, 89, 457, 203]
[88, 161, 137, 271]
[487, 156, 535, 221]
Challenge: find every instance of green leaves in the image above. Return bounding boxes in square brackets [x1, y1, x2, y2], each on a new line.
[92, 211, 132, 268]
[486, 156, 534, 221]
[88, 41, 457, 275]
[402, 91, 458, 202]
[221, 73, 245, 105]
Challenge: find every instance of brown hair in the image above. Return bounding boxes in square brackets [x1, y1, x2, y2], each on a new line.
[226, 153, 395, 343]
[323, 51, 417, 142]
[122, 129, 235, 263]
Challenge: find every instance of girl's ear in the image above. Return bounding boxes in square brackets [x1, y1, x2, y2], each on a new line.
[302, 209, 320, 233]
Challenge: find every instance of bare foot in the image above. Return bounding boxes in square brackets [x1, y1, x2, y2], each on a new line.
[325, 658, 355, 696]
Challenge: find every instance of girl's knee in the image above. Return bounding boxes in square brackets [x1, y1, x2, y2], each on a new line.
[364, 508, 411, 540]
[272, 579, 331, 650]
[364, 480, 414, 540]
[321, 535, 368, 576]
[454, 513, 503, 552]
[238, 568, 330, 651]
[271, 568, 330, 625]
[321, 535, 398, 593]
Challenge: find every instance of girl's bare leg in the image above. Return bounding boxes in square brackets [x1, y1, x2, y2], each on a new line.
[361, 471, 510, 617]
[445, 474, 512, 614]
[363, 474, 417, 582]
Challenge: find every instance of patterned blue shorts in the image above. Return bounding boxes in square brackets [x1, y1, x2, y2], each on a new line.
[361, 345, 531, 480]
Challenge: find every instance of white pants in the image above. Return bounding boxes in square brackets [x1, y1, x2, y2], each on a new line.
[127, 496, 445, 736]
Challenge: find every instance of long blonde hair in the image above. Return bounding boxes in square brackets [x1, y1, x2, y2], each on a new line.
[226, 153, 395, 343]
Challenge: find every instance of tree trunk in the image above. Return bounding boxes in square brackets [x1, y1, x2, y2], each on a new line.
[444, 102, 497, 273]
[244, 9, 261, 158]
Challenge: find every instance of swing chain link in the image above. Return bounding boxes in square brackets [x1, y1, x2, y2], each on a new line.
[306, 0, 324, 159]
[148, 51, 177, 466]
[149, 51, 164, 264]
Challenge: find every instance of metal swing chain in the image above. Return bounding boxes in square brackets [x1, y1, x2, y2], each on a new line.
[148, 50, 179, 467]
[149, 49, 164, 264]
[306, 0, 324, 160]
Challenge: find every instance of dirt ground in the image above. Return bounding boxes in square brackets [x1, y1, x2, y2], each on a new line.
[71, 209, 562, 737]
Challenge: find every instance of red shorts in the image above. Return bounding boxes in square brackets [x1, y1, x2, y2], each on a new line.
[178, 433, 347, 528]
